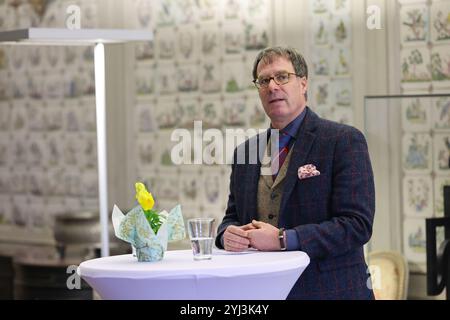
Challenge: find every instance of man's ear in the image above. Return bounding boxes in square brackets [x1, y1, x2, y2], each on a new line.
[300, 77, 308, 93]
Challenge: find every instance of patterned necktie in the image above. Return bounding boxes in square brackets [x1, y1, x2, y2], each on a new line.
[271, 131, 291, 181]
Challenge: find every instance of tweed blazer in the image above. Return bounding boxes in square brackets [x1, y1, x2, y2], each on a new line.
[215, 107, 376, 300]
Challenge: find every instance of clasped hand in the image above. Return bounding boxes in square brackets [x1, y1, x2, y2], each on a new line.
[223, 220, 281, 252]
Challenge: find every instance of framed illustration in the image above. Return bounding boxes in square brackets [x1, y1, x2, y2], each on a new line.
[244, 21, 269, 52]
[223, 0, 244, 21]
[177, 64, 199, 93]
[333, 107, 353, 125]
[200, 26, 222, 58]
[402, 132, 432, 173]
[310, 0, 331, 15]
[197, 0, 221, 23]
[312, 49, 331, 77]
[156, 0, 176, 27]
[310, 80, 330, 108]
[430, 0, 450, 44]
[137, 136, 158, 170]
[178, 96, 202, 129]
[157, 168, 180, 203]
[135, 64, 156, 97]
[136, 101, 157, 133]
[432, 96, 450, 130]
[331, 14, 352, 47]
[201, 95, 223, 129]
[403, 217, 427, 270]
[433, 133, 450, 174]
[201, 168, 224, 208]
[402, 174, 434, 217]
[400, 46, 431, 87]
[0, 101, 10, 132]
[176, 24, 199, 62]
[10, 133, 28, 168]
[156, 27, 176, 60]
[45, 106, 64, 132]
[200, 60, 222, 94]
[246, 0, 270, 21]
[174, 0, 198, 25]
[156, 63, 178, 96]
[0, 137, 8, 167]
[399, 3, 428, 46]
[223, 96, 248, 127]
[80, 133, 97, 170]
[179, 169, 201, 206]
[155, 97, 180, 130]
[433, 175, 450, 217]
[222, 59, 245, 93]
[223, 23, 244, 56]
[46, 133, 63, 168]
[430, 45, 450, 87]
[331, 78, 352, 107]
[331, 46, 351, 77]
[333, 0, 351, 15]
[311, 15, 330, 46]
[64, 133, 82, 167]
[401, 97, 432, 132]
[131, 0, 154, 29]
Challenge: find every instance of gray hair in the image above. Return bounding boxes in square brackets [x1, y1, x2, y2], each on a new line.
[252, 46, 308, 81]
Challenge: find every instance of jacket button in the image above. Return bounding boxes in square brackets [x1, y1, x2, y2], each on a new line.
[270, 193, 278, 200]
[268, 214, 274, 219]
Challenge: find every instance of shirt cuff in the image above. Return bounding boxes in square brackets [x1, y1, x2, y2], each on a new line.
[285, 229, 300, 251]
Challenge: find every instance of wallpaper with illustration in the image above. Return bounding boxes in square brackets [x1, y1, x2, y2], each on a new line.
[128, 0, 271, 226]
[307, 0, 354, 125]
[399, 0, 450, 272]
[0, 0, 100, 243]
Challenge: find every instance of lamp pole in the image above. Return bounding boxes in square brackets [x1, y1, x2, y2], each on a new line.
[94, 42, 109, 257]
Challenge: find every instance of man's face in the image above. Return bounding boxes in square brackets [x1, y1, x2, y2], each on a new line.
[256, 57, 308, 127]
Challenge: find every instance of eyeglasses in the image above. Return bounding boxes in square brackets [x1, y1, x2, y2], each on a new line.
[253, 72, 301, 89]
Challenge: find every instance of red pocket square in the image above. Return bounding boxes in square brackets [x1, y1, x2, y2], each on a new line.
[298, 164, 321, 180]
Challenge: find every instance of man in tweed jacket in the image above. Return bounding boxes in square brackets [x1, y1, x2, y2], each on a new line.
[215, 46, 376, 300]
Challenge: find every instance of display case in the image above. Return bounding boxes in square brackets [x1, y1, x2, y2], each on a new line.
[364, 94, 450, 273]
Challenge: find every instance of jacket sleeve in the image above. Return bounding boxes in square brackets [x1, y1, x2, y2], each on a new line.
[215, 148, 242, 249]
[293, 127, 375, 260]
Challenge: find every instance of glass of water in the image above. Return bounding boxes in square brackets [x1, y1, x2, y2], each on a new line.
[187, 218, 215, 260]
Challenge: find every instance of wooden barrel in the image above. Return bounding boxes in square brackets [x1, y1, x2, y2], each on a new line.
[13, 258, 93, 300]
[0, 256, 13, 299]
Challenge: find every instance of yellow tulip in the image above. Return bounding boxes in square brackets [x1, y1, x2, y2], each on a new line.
[135, 182, 155, 211]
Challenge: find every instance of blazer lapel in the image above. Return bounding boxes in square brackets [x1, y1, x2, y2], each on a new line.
[279, 108, 319, 226]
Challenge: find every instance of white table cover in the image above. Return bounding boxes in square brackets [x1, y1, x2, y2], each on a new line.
[78, 249, 310, 300]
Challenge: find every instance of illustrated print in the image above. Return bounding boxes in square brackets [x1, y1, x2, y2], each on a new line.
[223, 24, 244, 55]
[401, 98, 431, 132]
[137, 139, 157, 169]
[403, 218, 426, 266]
[312, 17, 329, 46]
[312, 50, 330, 76]
[331, 79, 352, 107]
[136, 103, 156, 133]
[136, 66, 155, 96]
[433, 97, 450, 130]
[434, 176, 450, 217]
[332, 47, 351, 76]
[223, 97, 247, 127]
[401, 47, 431, 83]
[433, 133, 450, 173]
[201, 97, 223, 129]
[402, 133, 432, 173]
[431, 1, 450, 42]
[246, 0, 269, 20]
[157, 0, 175, 27]
[430, 46, 450, 82]
[403, 175, 434, 217]
[177, 64, 199, 92]
[201, 28, 221, 56]
[245, 22, 269, 51]
[400, 4, 428, 44]
[201, 61, 222, 94]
